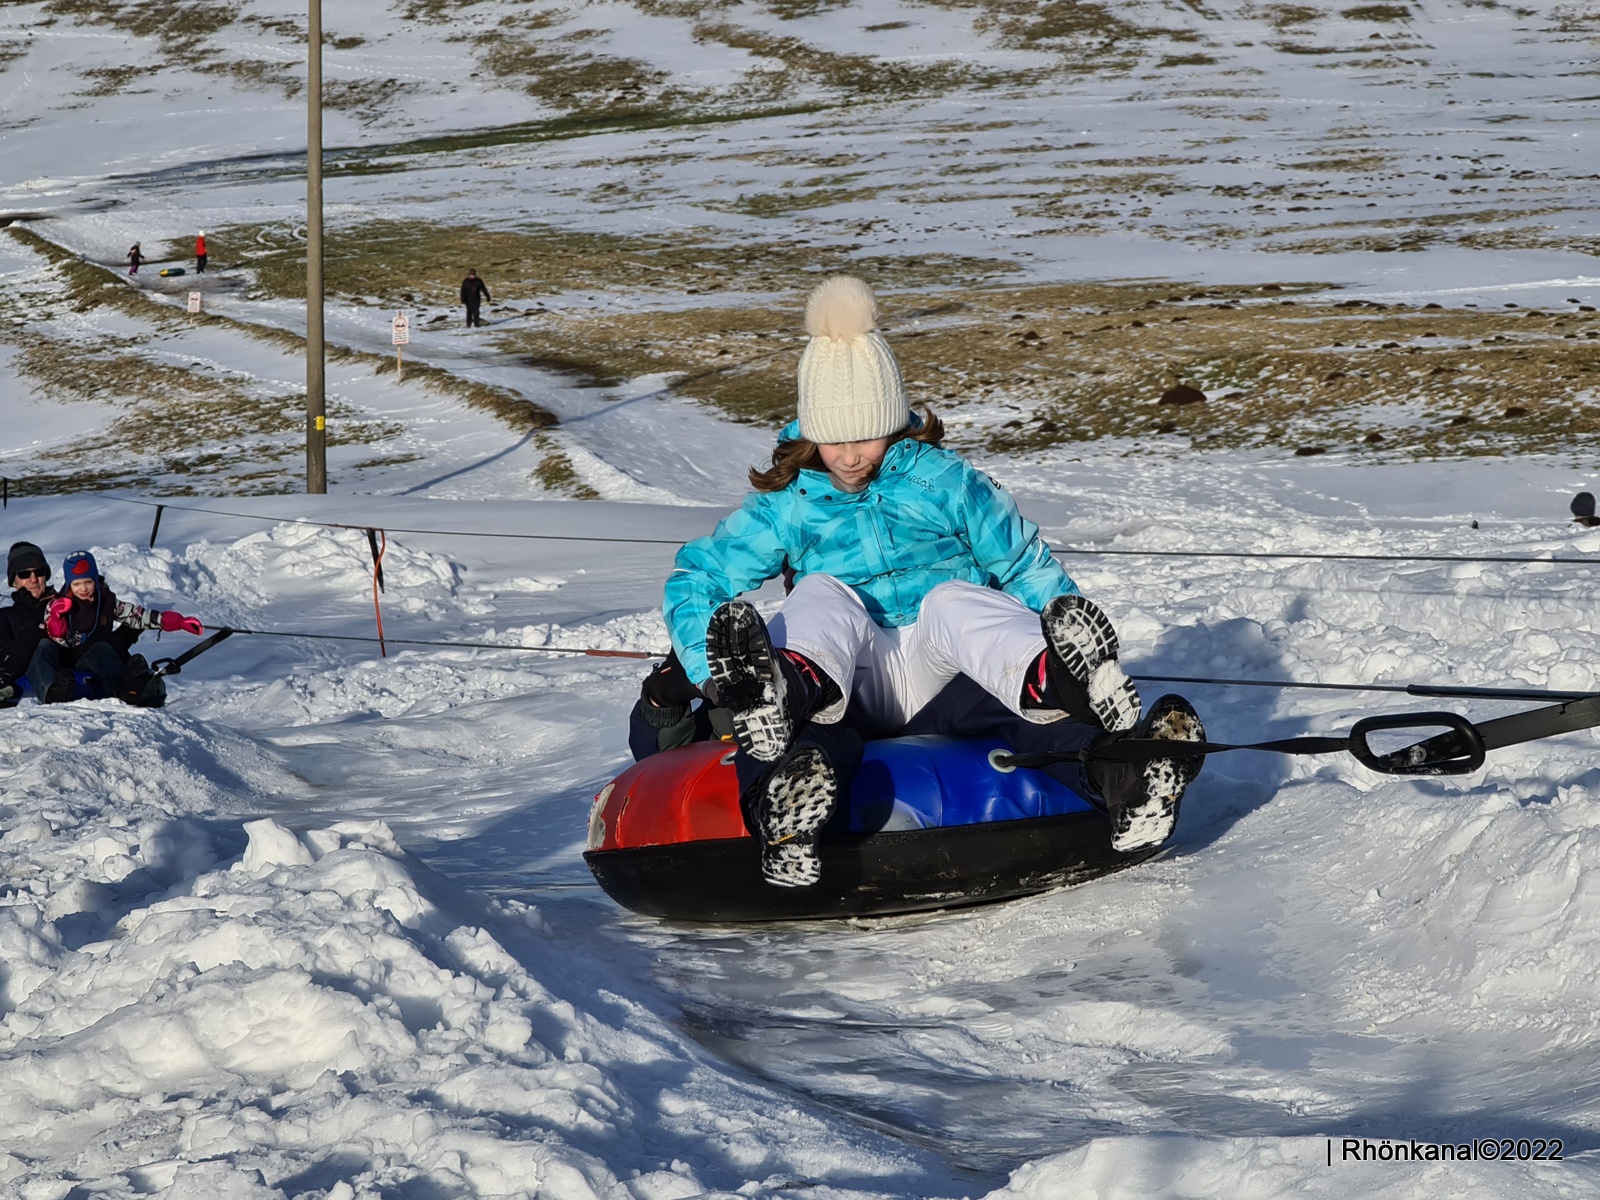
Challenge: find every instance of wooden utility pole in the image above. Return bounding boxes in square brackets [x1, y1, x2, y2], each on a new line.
[305, 0, 327, 493]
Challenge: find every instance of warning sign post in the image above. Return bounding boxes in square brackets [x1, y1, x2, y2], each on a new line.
[391, 311, 409, 380]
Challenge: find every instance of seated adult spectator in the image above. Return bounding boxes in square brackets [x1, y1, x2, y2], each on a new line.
[0, 541, 55, 706]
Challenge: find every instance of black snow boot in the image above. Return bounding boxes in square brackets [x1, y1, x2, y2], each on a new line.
[706, 601, 837, 763]
[43, 676, 77, 704]
[1088, 694, 1206, 852]
[117, 656, 167, 708]
[746, 744, 840, 888]
[1038, 593, 1142, 732]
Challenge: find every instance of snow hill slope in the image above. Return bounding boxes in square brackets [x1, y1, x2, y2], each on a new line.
[6, 464, 1600, 1198]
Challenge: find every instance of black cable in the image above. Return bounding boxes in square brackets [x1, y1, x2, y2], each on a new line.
[1058, 547, 1585, 566]
[1130, 673, 1594, 703]
[89, 495, 1600, 565]
[227, 626, 655, 658]
[221, 627, 1590, 701]
[96, 496, 688, 545]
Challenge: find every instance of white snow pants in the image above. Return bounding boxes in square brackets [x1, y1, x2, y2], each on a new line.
[767, 574, 1059, 730]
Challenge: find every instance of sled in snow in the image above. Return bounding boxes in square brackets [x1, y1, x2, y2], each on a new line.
[583, 736, 1153, 923]
[1, 629, 233, 709]
[159, 267, 186, 277]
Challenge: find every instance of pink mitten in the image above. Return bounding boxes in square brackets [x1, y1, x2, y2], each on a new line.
[160, 611, 204, 636]
[45, 595, 73, 638]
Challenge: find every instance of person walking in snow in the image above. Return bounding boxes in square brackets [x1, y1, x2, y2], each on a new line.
[460, 269, 491, 328]
[0, 542, 57, 707]
[127, 242, 142, 275]
[195, 230, 207, 274]
[30, 550, 206, 706]
[662, 275, 1206, 888]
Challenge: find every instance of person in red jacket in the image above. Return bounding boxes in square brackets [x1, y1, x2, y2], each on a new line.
[31, 550, 204, 706]
[195, 230, 207, 274]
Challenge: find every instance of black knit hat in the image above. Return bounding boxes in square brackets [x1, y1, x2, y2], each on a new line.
[7, 541, 48, 585]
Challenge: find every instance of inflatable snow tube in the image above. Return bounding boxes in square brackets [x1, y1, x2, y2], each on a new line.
[583, 736, 1158, 923]
[4, 670, 128, 706]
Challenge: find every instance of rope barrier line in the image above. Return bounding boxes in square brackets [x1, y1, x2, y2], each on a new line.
[1128, 673, 1596, 703]
[227, 626, 656, 658]
[1055, 547, 1590, 566]
[99, 495, 688, 545]
[218, 627, 1587, 700]
[88, 494, 1600, 567]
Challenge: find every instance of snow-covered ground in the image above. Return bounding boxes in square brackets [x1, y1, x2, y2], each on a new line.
[5, 0, 1600, 1196]
[7, 462, 1600, 1199]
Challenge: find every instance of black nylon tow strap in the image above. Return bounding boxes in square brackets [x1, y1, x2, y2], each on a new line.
[995, 695, 1600, 778]
[151, 627, 236, 678]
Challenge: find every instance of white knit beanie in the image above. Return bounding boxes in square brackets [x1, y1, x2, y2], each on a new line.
[796, 276, 908, 444]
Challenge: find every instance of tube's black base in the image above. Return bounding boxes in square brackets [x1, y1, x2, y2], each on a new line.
[584, 811, 1158, 923]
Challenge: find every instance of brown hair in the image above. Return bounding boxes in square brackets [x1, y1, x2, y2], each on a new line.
[748, 407, 945, 493]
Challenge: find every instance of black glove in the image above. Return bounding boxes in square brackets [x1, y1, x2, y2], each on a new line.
[641, 653, 702, 710]
[639, 695, 688, 731]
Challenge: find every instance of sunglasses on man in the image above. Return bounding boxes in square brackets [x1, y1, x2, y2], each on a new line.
[13, 569, 46, 581]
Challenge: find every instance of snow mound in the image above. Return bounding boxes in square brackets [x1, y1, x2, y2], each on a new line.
[1, 815, 925, 1197]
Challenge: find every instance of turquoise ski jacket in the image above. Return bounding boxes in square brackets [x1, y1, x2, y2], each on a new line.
[664, 422, 1079, 684]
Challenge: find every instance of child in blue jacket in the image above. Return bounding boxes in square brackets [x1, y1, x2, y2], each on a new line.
[663, 275, 1204, 886]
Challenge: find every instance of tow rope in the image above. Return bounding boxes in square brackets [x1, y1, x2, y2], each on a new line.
[993, 695, 1600, 778]
[151, 627, 236, 678]
[129, 627, 1600, 777]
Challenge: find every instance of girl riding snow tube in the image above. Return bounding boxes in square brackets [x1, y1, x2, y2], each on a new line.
[661, 275, 1206, 888]
[32, 549, 205, 705]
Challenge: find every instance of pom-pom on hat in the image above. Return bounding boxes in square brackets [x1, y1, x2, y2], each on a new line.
[63, 550, 100, 587]
[796, 276, 908, 444]
[7, 541, 48, 584]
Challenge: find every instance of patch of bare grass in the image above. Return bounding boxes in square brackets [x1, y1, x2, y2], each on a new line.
[7, 224, 179, 322]
[533, 450, 601, 499]
[1254, 3, 1324, 27]
[720, 185, 879, 218]
[690, 21, 991, 100]
[41, 0, 239, 55]
[223, 218, 1011, 309]
[204, 218, 1600, 465]
[1342, 3, 1412, 19]
[494, 277, 1600, 463]
[324, 78, 418, 121]
[6, 331, 405, 495]
[77, 65, 153, 98]
[477, 34, 674, 114]
[197, 59, 301, 97]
